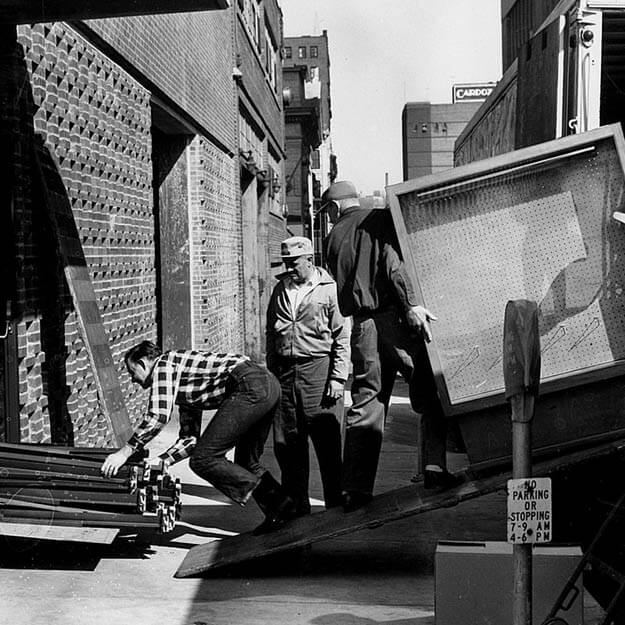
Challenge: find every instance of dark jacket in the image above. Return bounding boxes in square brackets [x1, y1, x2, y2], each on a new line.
[323, 206, 419, 317]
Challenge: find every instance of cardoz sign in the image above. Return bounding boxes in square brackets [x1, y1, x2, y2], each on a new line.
[452, 83, 495, 103]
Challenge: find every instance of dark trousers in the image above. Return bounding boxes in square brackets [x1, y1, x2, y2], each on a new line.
[189, 361, 280, 505]
[273, 355, 343, 513]
[344, 308, 448, 495]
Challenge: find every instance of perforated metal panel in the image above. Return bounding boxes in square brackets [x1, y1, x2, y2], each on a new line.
[388, 124, 625, 415]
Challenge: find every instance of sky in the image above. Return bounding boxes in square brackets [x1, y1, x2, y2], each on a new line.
[280, 0, 503, 195]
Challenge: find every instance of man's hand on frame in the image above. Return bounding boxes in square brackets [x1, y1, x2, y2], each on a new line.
[405, 305, 438, 343]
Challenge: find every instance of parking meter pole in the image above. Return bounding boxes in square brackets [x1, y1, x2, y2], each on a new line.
[511, 394, 535, 625]
[504, 301, 541, 625]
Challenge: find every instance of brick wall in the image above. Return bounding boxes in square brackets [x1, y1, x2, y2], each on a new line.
[236, 18, 283, 150]
[236, 0, 284, 155]
[81, 12, 248, 354]
[15, 22, 155, 445]
[6, 11, 254, 444]
[82, 12, 237, 153]
[188, 137, 245, 352]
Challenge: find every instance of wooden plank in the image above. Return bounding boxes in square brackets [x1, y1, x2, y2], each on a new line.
[32, 147, 133, 445]
[0, 0, 229, 24]
[0, 496, 111, 514]
[0, 456, 131, 478]
[0, 505, 161, 529]
[240, 175, 262, 360]
[0, 521, 119, 544]
[0, 466, 132, 485]
[0, 442, 148, 462]
[175, 436, 625, 578]
[0, 488, 139, 509]
[0, 479, 130, 492]
[0, 448, 107, 468]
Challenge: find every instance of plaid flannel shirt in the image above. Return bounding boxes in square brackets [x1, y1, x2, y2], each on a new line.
[127, 350, 248, 464]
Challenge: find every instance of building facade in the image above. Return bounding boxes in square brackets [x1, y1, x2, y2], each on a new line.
[457, 0, 625, 166]
[283, 32, 336, 252]
[282, 65, 322, 237]
[235, 0, 287, 360]
[0, 4, 287, 445]
[501, 0, 562, 72]
[402, 101, 483, 180]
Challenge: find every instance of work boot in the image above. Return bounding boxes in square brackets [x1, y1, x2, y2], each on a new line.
[341, 491, 373, 513]
[423, 468, 463, 491]
[252, 472, 297, 535]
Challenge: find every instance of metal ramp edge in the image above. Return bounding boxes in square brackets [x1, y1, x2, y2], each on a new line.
[175, 435, 625, 578]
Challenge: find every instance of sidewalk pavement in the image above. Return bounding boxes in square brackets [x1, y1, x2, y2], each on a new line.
[0, 381, 605, 624]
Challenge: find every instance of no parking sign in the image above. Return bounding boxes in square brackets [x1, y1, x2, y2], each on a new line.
[507, 477, 552, 543]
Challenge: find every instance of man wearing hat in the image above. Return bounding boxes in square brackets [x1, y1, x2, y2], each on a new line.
[322, 180, 458, 513]
[266, 236, 350, 516]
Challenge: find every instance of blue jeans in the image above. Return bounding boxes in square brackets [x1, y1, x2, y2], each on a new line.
[189, 361, 280, 505]
[272, 354, 343, 513]
[344, 308, 448, 495]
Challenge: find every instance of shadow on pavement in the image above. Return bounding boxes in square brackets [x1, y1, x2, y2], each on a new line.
[0, 533, 155, 571]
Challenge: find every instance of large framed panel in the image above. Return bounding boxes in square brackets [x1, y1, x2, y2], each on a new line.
[388, 124, 625, 416]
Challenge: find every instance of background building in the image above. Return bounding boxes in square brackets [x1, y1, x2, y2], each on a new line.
[401, 85, 494, 181]
[282, 65, 321, 238]
[282, 31, 336, 255]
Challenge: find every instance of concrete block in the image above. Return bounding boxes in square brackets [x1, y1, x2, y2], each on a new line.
[435, 541, 583, 625]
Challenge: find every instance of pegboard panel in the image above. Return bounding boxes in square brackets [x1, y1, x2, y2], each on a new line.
[389, 125, 625, 414]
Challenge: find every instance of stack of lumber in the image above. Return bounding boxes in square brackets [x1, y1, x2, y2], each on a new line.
[0, 443, 181, 535]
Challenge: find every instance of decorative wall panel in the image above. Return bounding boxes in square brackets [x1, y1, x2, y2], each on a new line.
[16, 22, 154, 444]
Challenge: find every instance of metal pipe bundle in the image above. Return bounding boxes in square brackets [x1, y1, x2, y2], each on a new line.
[0, 443, 181, 534]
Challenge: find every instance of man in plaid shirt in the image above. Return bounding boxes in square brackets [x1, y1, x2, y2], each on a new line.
[101, 340, 296, 534]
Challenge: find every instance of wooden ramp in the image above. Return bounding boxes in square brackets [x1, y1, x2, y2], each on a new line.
[0, 521, 119, 544]
[175, 435, 625, 578]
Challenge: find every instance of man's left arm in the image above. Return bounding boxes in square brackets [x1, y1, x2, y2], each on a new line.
[326, 286, 351, 400]
[157, 406, 203, 464]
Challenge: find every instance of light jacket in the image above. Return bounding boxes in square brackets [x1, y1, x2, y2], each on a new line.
[266, 267, 350, 382]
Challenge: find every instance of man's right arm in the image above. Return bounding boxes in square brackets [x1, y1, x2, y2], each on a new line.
[101, 443, 135, 478]
[102, 355, 181, 477]
[265, 287, 279, 372]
